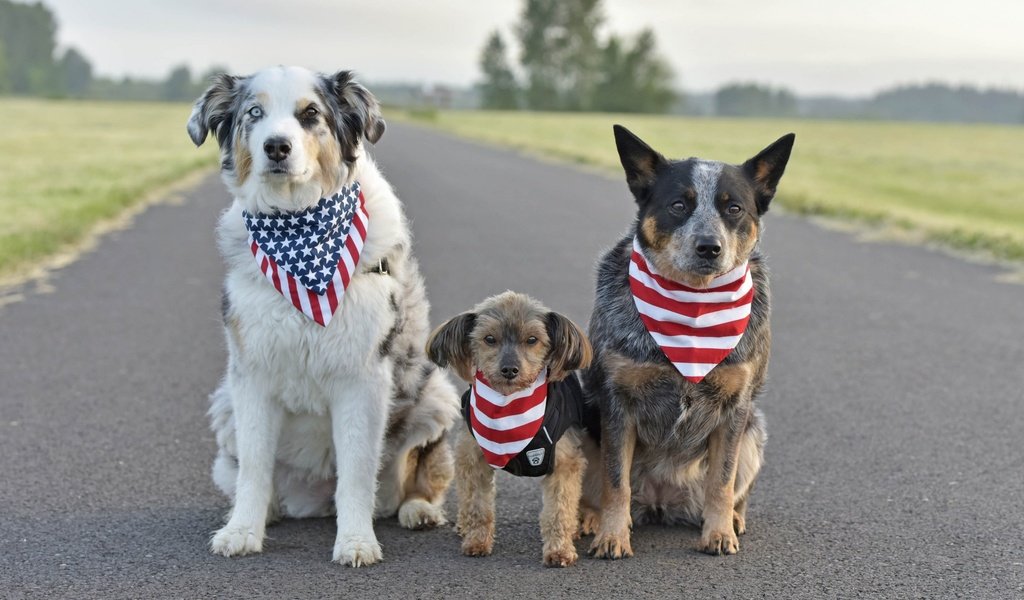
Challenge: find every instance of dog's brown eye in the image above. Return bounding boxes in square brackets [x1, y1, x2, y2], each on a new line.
[671, 201, 686, 213]
[484, 335, 496, 345]
[302, 106, 319, 119]
[526, 336, 538, 345]
[727, 204, 742, 215]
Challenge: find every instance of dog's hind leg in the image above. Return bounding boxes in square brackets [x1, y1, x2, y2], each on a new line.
[577, 434, 602, 537]
[731, 408, 766, 536]
[394, 367, 458, 529]
[540, 430, 586, 567]
[398, 432, 454, 530]
[328, 371, 391, 567]
[210, 376, 283, 557]
[590, 413, 636, 560]
[454, 428, 496, 557]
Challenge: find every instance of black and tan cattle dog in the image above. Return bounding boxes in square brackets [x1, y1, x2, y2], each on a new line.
[586, 125, 795, 557]
[427, 291, 596, 567]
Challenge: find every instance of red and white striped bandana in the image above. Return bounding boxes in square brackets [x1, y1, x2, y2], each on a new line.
[243, 182, 368, 327]
[468, 369, 548, 470]
[629, 237, 754, 383]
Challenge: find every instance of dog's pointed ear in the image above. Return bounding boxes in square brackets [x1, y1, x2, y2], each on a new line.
[324, 70, 386, 146]
[742, 133, 795, 214]
[426, 312, 477, 382]
[613, 124, 667, 204]
[187, 73, 242, 147]
[544, 312, 592, 382]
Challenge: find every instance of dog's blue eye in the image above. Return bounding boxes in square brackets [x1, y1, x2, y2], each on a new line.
[484, 335, 496, 345]
[526, 336, 538, 345]
[248, 106, 263, 118]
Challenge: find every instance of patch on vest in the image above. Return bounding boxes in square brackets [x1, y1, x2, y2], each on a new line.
[525, 448, 546, 467]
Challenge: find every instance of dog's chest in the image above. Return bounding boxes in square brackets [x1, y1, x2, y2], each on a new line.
[613, 360, 742, 457]
[225, 264, 400, 413]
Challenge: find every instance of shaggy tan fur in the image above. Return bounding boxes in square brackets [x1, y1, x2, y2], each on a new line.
[428, 291, 594, 567]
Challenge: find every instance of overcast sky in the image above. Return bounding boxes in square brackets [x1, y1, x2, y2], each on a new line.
[45, 0, 1024, 96]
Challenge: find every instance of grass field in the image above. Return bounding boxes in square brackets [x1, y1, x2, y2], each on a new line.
[1, 101, 1021, 287]
[402, 110, 1024, 261]
[0, 99, 214, 283]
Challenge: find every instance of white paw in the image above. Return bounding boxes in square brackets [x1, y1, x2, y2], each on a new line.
[398, 498, 447, 530]
[210, 524, 263, 557]
[332, 533, 382, 567]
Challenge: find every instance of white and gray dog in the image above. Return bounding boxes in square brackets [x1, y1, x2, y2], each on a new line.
[187, 66, 458, 566]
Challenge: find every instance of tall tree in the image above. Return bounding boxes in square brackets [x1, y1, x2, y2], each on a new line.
[478, 31, 519, 109]
[0, 40, 9, 93]
[515, 0, 603, 111]
[557, 0, 603, 111]
[516, 0, 559, 110]
[0, 0, 60, 94]
[58, 47, 92, 97]
[593, 29, 675, 113]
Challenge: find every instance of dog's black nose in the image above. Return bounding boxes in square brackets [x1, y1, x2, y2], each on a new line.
[695, 237, 722, 259]
[263, 137, 292, 162]
[500, 365, 519, 380]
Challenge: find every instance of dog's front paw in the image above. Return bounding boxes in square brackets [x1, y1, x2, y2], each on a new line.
[698, 527, 739, 555]
[543, 547, 578, 568]
[398, 498, 447, 530]
[333, 534, 383, 567]
[589, 528, 633, 559]
[460, 530, 494, 557]
[210, 524, 263, 557]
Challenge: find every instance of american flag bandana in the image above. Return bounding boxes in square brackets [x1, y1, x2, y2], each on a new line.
[629, 237, 754, 383]
[242, 182, 368, 327]
[468, 369, 549, 470]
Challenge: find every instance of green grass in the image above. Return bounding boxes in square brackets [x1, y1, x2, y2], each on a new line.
[0, 98, 215, 282]
[2, 101, 1021, 285]
[400, 110, 1024, 261]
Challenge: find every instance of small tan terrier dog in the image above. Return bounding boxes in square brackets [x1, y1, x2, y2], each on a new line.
[427, 291, 597, 567]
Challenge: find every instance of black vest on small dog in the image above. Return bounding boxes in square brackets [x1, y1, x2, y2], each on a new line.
[460, 374, 589, 477]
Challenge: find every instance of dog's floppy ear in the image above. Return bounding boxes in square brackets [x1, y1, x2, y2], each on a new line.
[742, 133, 795, 215]
[323, 70, 386, 149]
[613, 124, 667, 204]
[426, 312, 477, 382]
[187, 73, 243, 148]
[544, 312, 592, 382]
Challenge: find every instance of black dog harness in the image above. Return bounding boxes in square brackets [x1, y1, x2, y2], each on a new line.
[461, 374, 587, 477]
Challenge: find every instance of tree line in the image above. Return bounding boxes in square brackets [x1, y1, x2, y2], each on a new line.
[710, 81, 1024, 124]
[0, 0, 220, 101]
[3, 0, 1021, 123]
[478, 1, 1022, 123]
[478, 0, 675, 113]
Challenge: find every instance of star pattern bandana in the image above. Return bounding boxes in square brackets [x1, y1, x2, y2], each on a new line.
[468, 369, 548, 470]
[629, 237, 754, 383]
[242, 182, 368, 326]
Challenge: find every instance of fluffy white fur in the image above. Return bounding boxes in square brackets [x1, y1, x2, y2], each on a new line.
[190, 66, 458, 567]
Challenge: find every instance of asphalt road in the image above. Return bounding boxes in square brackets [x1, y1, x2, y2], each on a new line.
[2, 121, 1022, 599]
